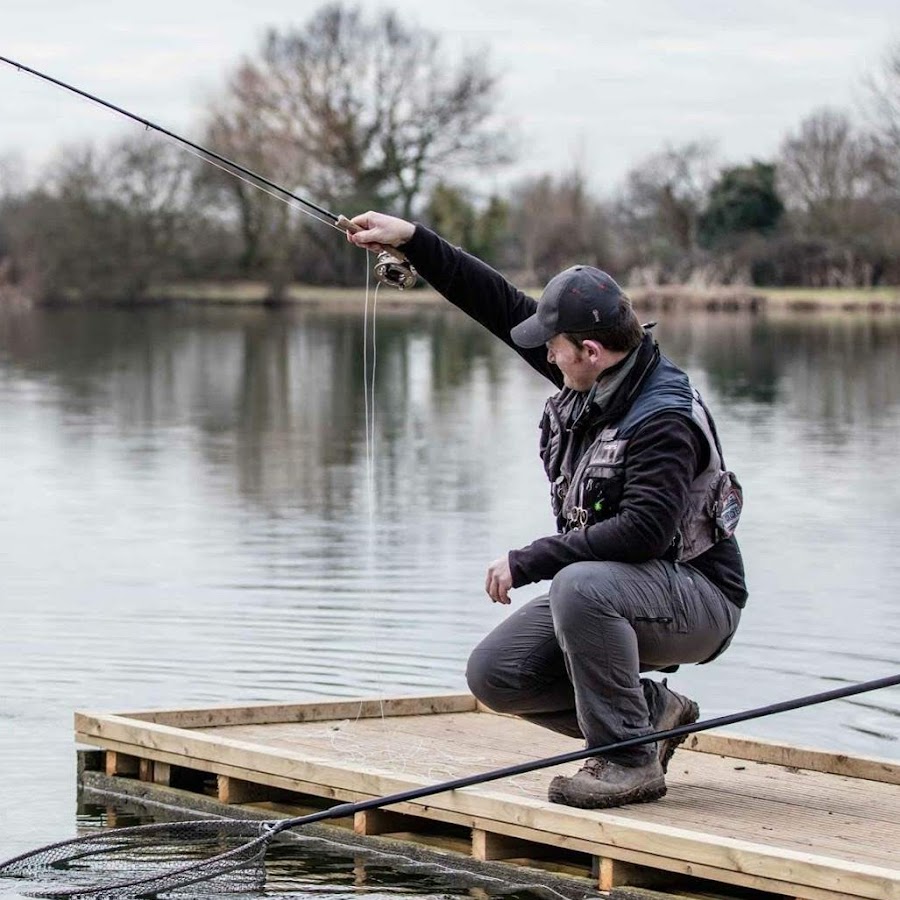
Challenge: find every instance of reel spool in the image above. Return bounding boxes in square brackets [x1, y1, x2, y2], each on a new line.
[374, 251, 418, 290]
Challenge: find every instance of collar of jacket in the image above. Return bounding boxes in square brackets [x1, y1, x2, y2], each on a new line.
[570, 333, 660, 434]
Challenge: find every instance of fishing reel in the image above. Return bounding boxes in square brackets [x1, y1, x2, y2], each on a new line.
[336, 214, 418, 290]
[374, 251, 418, 290]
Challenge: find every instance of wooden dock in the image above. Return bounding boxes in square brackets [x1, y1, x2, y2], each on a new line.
[74, 693, 900, 900]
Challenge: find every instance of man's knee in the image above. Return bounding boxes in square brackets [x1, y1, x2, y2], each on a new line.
[549, 561, 620, 630]
[466, 647, 519, 713]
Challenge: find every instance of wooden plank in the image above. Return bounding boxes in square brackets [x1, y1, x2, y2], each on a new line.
[472, 828, 560, 862]
[217, 775, 276, 805]
[105, 750, 139, 777]
[598, 857, 671, 891]
[138, 759, 154, 782]
[355, 809, 430, 836]
[104, 694, 477, 729]
[609, 889, 863, 900]
[686, 732, 900, 785]
[76, 715, 900, 900]
[78, 731, 366, 806]
[666, 747, 900, 824]
[77, 730, 608, 856]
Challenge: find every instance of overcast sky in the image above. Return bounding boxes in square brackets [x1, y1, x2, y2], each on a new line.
[1, 0, 898, 200]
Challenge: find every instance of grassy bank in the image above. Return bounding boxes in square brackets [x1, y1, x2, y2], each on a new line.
[627, 284, 900, 314]
[153, 281, 444, 306]
[109, 281, 900, 313]
[755, 285, 900, 312]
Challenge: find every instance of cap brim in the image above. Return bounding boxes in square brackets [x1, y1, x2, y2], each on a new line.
[510, 314, 553, 349]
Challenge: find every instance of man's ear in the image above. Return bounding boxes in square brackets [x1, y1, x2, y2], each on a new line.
[581, 339, 605, 362]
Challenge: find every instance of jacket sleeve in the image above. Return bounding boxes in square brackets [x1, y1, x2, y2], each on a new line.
[507, 414, 705, 586]
[401, 225, 562, 387]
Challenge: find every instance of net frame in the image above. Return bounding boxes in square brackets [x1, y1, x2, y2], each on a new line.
[0, 820, 273, 899]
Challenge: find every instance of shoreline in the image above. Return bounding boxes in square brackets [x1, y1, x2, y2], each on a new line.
[629, 284, 900, 314]
[150, 281, 900, 314]
[6, 281, 900, 313]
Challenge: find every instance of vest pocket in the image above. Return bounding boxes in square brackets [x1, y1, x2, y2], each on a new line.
[713, 470, 743, 540]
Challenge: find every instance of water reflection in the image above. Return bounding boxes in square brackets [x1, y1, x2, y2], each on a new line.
[650, 312, 900, 419]
[0, 306, 512, 519]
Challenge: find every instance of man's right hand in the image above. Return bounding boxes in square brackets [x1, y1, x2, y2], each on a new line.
[347, 211, 415, 252]
[485, 555, 514, 605]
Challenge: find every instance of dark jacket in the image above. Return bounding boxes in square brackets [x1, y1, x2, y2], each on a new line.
[400, 225, 748, 607]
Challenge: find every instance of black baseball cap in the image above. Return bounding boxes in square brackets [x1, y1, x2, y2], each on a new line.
[510, 265, 627, 349]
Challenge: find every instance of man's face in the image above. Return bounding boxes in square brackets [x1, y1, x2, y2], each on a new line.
[545, 334, 598, 391]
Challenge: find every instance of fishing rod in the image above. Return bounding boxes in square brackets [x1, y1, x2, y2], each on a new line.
[0, 53, 417, 289]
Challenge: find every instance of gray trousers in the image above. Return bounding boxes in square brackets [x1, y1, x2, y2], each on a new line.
[465, 559, 740, 766]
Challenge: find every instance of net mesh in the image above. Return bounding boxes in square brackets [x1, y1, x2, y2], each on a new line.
[0, 820, 273, 899]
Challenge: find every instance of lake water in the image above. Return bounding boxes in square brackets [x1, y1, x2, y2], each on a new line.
[1, 302, 899, 897]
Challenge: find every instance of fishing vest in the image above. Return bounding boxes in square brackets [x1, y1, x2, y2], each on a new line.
[539, 352, 742, 562]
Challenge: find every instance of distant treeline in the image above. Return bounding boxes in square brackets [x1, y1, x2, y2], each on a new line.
[1, 4, 899, 303]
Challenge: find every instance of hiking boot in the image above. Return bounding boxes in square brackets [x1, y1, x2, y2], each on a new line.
[547, 756, 666, 809]
[642, 678, 700, 773]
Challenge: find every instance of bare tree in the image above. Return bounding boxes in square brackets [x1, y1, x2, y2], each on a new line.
[508, 168, 612, 284]
[7, 135, 212, 301]
[204, 2, 511, 285]
[612, 141, 717, 282]
[777, 108, 892, 285]
[0, 152, 25, 292]
[202, 71, 309, 293]
[778, 108, 881, 226]
[864, 40, 900, 190]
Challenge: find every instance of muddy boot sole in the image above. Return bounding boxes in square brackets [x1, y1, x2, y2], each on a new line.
[659, 698, 700, 773]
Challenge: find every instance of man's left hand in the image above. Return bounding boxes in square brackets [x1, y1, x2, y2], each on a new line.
[485, 556, 513, 605]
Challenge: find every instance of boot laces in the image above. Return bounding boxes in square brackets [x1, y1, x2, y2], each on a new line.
[583, 757, 611, 776]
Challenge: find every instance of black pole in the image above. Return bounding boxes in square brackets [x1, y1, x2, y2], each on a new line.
[271, 672, 900, 832]
[0, 53, 339, 223]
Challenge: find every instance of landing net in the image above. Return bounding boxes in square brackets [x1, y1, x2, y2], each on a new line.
[0, 819, 272, 899]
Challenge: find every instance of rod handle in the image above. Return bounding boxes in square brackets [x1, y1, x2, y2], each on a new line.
[336, 214, 410, 264]
[335, 214, 360, 234]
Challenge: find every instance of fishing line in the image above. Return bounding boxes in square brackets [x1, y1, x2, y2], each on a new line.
[359, 256, 388, 727]
[363, 264, 373, 521]
[170, 137, 340, 233]
[369, 282, 380, 506]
